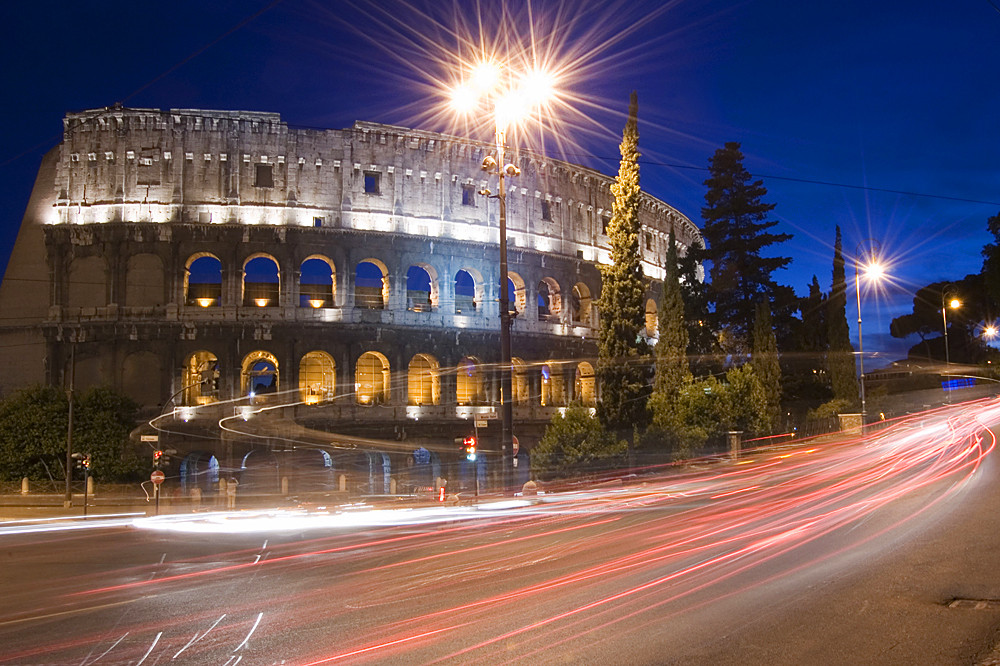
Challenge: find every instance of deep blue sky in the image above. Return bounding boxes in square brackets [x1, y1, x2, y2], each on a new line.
[3, 0, 999, 364]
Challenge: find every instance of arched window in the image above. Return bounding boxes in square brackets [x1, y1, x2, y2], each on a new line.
[241, 351, 278, 397]
[512, 357, 529, 403]
[537, 278, 561, 319]
[300, 256, 335, 308]
[299, 351, 336, 404]
[406, 265, 437, 312]
[571, 282, 592, 326]
[68, 256, 107, 308]
[505, 272, 526, 314]
[356, 351, 390, 404]
[243, 255, 280, 307]
[456, 357, 485, 406]
[541, 362, 565, 406]
[185, 254, 221, 307]
[126, 254, 163, 307]
[575, 361, 596, 406]
[455, 269, 479, 314]
[182, 351, 219, 405]
[407, 354, 440, 405]
[645, 299, 658, 337]
[355, 260, 388, 309]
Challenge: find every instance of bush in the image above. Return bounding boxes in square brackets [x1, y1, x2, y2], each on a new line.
[532, 404, 627, 480]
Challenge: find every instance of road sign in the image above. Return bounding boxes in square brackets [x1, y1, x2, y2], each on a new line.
[141, 435, 158, 442]
[475, 419, 488, 428]
[512, 435, 520, 457]
[150, 470, 165, 484]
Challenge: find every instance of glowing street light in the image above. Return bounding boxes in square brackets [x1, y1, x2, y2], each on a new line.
[449, 58, 556, 491]
[983, 324, 998, 340]
[855, 241, 886, 419]
[941, 285, 962, 365]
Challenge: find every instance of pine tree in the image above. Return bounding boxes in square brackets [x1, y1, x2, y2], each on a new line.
[750, 301, 781, 434]
[694, 142, 792, 356]
[597, 91, 649, 433]
[826, 226, 859, 406]
[653, 228, 691, 402]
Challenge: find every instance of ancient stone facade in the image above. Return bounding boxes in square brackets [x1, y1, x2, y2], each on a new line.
[0, 106, 701, 493]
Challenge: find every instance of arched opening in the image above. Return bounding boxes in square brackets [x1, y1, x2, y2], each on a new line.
[408, 447, 440, 492]
[571, 282, 592, 326]
[183, 351, 219, 405]
[68, 256, 107, 308]
[406, 264, 438, 312]
[356, 351, 390, 404]
[456, 356, 485, 405]
[288, 449, 334, 493]
[241, 449, 279, 493]
[185, 254, 222, 307]
[300, 256, 335, 308]
[241, 351, 278, 398]
[575, 361, 596, 406]
[355, 259, 388, 309]
[299, 351, 336, 404]
[454, 269, 480, 314]
[506, 271, 526, 314]
[540, 362, 566, 406]
[180, 451, 220, 494]
[645, 298, 658, 337]
[537, 277, 561, 320]
[512, 357, 529, 403]
[243, 255, 280, 307]
[125, 253, 163, 307]
[408, 354, 440, 405]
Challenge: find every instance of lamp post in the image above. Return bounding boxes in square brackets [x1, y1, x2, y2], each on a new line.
[941, 285, 961, 366]
[854, 241, 884, 419]
[450, 60, 555, 492]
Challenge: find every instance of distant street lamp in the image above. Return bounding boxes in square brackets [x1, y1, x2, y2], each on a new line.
[449, 59, 556, 491]
[855, 241, 885, 418]
[941, 285, 961, 366]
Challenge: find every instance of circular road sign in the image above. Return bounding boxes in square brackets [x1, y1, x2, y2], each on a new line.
[151, 470, 165, 484]
[512, 435, 520, 457]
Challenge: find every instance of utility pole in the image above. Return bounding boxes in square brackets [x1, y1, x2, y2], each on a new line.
[63, 339, 75, 508]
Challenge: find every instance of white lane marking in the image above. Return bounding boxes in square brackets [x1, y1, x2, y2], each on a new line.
[232, 612, 263, 652]
[134, 631, 161, 666]
[172, 614, 226, 659]
[80, 631, 128, 665]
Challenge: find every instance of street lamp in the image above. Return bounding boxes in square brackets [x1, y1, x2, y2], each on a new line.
[855, 241, 884, 419]
[450, 59, 556, 491]
[941, 285, 961, 366]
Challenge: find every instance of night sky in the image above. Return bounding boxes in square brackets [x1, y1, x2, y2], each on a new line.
[3, 0, 999, 365]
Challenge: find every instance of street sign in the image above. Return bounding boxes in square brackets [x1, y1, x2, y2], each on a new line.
[475, 419, 488, 428]
[512, 435, 520, 457]
[141, 435, 158, 442]
[151, 470, 165, 484]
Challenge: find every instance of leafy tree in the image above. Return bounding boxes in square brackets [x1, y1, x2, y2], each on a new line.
[981, 211, 1000, 304]
[890, 273, 992, 363]
[826, 226, 859, 407]
[0, 385, 142, 484]
[597, 91, 650, 432]
[652, 228, 691, 406]
[694, 142, 793, 356]
[531, 404, 627, 480]
[721, 364, 769, 435]
[750, 301, 781, 434]
[800, 276, 827, 353]
[677, 242, 720, 377]
[780, 275, 832, 409]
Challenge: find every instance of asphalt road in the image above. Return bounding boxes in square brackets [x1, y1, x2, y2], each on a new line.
[2, 400, 1000, 665]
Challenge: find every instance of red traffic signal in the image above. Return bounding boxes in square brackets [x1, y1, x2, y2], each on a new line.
[463, 436, 477, 461]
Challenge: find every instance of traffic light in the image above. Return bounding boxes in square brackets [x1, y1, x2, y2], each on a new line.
[153, 450, 164, 468]
[82, 455, 91, 471]
[463, 436, 477, 462]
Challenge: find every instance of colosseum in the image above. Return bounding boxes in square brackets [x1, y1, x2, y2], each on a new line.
[0, 105, 701, 496]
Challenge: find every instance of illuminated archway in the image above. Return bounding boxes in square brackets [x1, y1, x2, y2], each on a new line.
[571, 282, 592, 326]
[512, 357, 529, 403]
[356, 351, 390, 404]
[241, 350, 278, 397]
[185, 253, 221, 307]
[645, 298, 658, 337]
[575, 361, 596, 406]
[537, 277, 561, 319]
[408, 354, 440, 405]
[300, 255, 335, 308]
[506, 272, 526, 314]
[456, 356, 485, 406]
[455, 268, 482, 314]
[183, 350, 219, 405]
[406, 264, 439, 311]
[243, 254, 280, 307]
[541, 362, 566, 406]
[299, 351, 336, 404]
[355, 259, 389, 309]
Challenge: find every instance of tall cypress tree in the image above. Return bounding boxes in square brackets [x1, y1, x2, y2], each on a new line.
[597, 91, 649, 432]
[827, 226, 859, 406]
[653, 228, 691, 402]
[750, 301, 781, 434]
[694, 142, 792, 355]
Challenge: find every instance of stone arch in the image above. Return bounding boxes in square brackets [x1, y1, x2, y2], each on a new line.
[406, 263, 439, 311]
[185, 253, 222, 307]
[512, 357, 529, 403]
[243, 254, 280, 307]
[240, 449, 279, 493]
[408, 353, 440, 405]
[299, 351, 336, 404]
[537, 277, 561, 319]
[68, 255, 106, 308]
[454, 268, 483, 314]
[121, 351, 161, 409]
[571, 282, 593, 326]
[125, 253, 164, 307]
[241, 350, 278, 397]
[541, 361, 566, 406]
[645, 298, 658, 337]
[355, 258, 389, 309]
[575, 361, 596, 406]
[183, 350, 219, 405]
[456, 356, 485, 405]
[356, 351, 390, 404]
[300, 255, 335, 308]
[506, 271, 526, 314]
[180, 451, 220, 494]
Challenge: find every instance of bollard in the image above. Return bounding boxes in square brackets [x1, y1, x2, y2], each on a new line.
[191, 487, 202, 505]
[339, 474, 347, 492]
[281, 476, 289, 495]
[728, 431, 743, 460]
[21, 477, 29, 495]
[522, 480, 538, 496]
[219, 478, 228, 507]
[389, 477, 397, 495]
[86, 476, 94, 496]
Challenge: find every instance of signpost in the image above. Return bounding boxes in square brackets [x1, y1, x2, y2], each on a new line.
[512, 435, 519, 468]
[151, 470, 165, 515]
